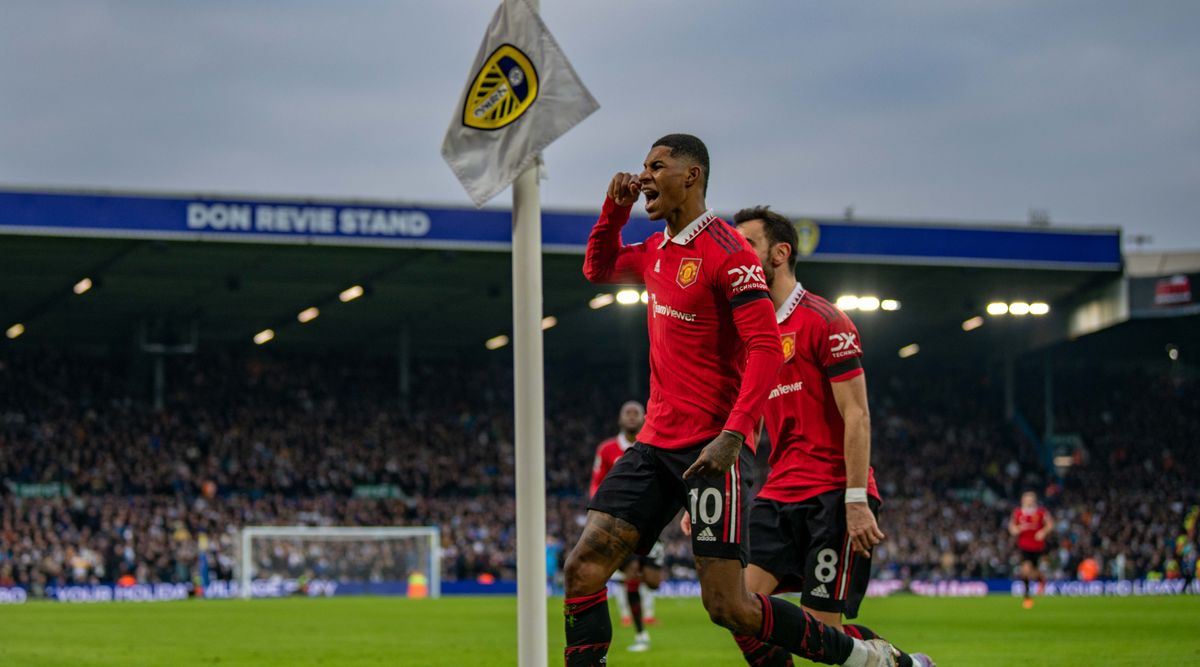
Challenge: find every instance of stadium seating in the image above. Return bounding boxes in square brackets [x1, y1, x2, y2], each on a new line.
[1, 350, 1196, 595]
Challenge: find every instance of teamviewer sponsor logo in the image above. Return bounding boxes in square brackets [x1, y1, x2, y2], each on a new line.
[829, 332, 860, 357]
[768, 381, 804, 400]
[652, 299, 697, 323]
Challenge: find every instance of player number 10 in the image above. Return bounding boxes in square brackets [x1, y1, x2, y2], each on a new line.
[688, 488, 723, 526]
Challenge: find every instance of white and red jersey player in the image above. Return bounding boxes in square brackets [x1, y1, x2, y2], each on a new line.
[590, 431, 636, 499]
[588, 400, 646, 499]
[757, 283, 879, 504]
[1009, 490, 1053, 607]
[1009, 491, 1053, 555]
[718, 207, 935, 665]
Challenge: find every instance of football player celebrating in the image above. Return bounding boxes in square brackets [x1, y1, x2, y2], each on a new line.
[708, 206, 936, 667]
[562, 134, 897, 667]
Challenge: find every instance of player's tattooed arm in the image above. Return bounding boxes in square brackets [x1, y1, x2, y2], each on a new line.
[682, 430, 743, 480]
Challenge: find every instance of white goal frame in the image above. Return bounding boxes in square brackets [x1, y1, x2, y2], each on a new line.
[238, 525, 441, 600]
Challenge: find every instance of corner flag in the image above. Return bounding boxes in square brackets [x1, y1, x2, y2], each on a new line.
[442, 0, 598, 207]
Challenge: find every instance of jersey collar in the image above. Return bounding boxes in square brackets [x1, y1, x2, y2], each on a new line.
[617, 432, 634, 450]
[657, 208, 717, 248]
[775, 282, 807, 324]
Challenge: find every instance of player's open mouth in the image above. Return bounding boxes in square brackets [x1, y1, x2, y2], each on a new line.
[643, 189, 659, 207]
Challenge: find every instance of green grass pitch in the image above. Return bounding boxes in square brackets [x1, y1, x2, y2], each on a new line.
[2, 594, 1198, 666]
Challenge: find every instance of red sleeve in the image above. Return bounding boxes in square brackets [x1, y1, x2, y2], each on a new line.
[718, 250, 782, 443]
[588, 446, 608, 499]
[582, 197, 651, 285]
[818, 310, 864, 382]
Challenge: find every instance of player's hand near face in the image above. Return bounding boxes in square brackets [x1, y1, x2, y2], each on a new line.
[682, 430, 742, 480]
[608, 172, 641, 207]
[846, 502, 885, 557]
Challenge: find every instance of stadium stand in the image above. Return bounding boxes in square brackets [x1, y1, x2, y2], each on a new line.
[1, 349, 1197, 596]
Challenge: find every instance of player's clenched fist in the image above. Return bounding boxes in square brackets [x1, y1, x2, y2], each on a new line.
[607, 172, 641, 207]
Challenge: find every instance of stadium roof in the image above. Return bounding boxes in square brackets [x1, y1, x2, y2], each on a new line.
[1, 187, 1126, 366]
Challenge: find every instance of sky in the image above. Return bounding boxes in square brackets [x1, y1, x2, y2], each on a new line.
[2, 1, 1197, 250]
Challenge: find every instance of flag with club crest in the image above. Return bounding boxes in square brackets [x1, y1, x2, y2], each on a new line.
[441, 0, 599, 207]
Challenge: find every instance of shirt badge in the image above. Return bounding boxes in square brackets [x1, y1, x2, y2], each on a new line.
[676, 258, 702, 289]
[781, 332, 796, 363]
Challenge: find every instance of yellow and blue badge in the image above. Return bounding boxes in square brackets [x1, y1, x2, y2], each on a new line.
[795, 219, 821, 257]
[462, 44, 539, 131]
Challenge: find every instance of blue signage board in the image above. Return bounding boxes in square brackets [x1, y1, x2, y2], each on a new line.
[0, 189, 1121, 270]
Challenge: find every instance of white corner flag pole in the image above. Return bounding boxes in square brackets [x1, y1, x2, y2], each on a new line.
[510, 0, 548, 654]
[513, 161, 547, 665]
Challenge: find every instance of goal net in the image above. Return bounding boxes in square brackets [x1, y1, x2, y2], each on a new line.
[238, 526, 441, 600]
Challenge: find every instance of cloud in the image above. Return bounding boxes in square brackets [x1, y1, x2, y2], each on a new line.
[1, 0, 1196, 248]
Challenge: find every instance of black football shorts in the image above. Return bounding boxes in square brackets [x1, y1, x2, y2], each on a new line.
[748, 490, 880, 618]
[1019, 548, 1046, 564]
[590, 440, 752, 564]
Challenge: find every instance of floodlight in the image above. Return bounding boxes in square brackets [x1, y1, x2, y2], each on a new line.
[615, 289, 641, 305]
[589, 294, 615, 309]
[485, 335, 510, 350]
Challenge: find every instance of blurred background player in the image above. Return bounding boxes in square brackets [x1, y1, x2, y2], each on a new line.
[588, 400, 664, 652]
[1009, 490, 1054, 609]
[695, 205, 934, 666]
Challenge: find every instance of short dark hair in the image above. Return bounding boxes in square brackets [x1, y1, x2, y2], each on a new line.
[652, 133, 709, 195]
[734, 205, 798, 274]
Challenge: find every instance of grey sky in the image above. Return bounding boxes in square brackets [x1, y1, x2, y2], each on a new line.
[2, 1, 1197, 249]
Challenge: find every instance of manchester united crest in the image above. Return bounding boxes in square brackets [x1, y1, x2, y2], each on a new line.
[781, 332, 796, 363]
[676, 258, 702, 288]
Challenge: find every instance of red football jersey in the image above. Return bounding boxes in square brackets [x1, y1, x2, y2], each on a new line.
[589, 433, 635, 498]
[757, 284, 879, 504]
[583, 198, 782, 449]
[1012, 507, 1049, 552]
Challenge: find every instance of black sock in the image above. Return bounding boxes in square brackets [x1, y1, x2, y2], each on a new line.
[735, 634, 794, 667]
[627, 584, 644, 633]
[564, 589, 611, 666]
[756, 594, 854, 665]
[844, 623, 915, 667]
[1023, 577, 1031, 599]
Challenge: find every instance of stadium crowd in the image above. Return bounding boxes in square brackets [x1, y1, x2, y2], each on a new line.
[1, 350, 1197, 595]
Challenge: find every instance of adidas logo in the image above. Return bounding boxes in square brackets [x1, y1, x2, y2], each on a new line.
[810, 584, 830, 599]
[697, 527, 716, 542]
